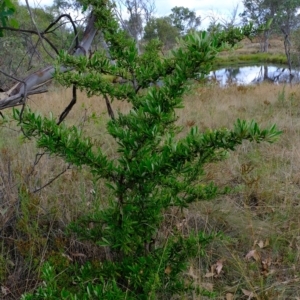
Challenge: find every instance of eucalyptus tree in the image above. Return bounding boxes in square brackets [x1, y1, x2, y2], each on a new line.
[241, 0, 275, 52]
[113, 0, 155, 53]
[169, 6, 201, 35]
[274, 0, 300, 70]
[241, 0, 300, 54]
[143, 16, 180, 49]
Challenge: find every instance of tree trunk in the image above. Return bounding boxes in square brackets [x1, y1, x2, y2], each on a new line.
[260, 30, 270, 52]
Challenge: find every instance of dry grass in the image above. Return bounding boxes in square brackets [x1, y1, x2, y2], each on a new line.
[235, 37, 286, 55]
[1, 82, 300, 299]
[178, 83, 300, 299]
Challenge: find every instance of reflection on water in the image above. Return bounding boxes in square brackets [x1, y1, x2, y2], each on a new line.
[208, 65, 300, 86]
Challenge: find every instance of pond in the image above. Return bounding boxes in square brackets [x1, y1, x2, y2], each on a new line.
[208, 65, 300, 86]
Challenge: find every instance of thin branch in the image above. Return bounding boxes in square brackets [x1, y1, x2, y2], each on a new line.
[0, 26, 59, 55]
[104, 94, 115, 120]
[43, 14, 79, 50]
[32, 164, 72, 193]
[27, 152, 46, 184]
[44, 21, 72, 34]
[25, 0, 55, 59]
[0, 26, 45, 35]
[33, 153, 45, 167]
[28, 36, 44, 65]
[0, 14, 79, 56]
[57, 85, 77, 125]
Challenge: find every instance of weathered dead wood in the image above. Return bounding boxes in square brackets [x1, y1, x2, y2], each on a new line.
[0, 12, 98, 110]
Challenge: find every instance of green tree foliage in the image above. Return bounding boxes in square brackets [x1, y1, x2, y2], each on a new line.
[52, 0, 83, 11]
[143, 16, 180, 49]
[169, 6, 201, 35]
[0, 0, 18, 37]
[16, 0, 281, 298]
[143, 6, 201, 49]
[207, 22, 255, 47]
[113, 0, 155, 53]
[241, 0, 272, 27]
[0, 0, 19, 87]
[272, 0, 300, 69]
[241, 0, 274, 52]
[241, 0, 300, 52]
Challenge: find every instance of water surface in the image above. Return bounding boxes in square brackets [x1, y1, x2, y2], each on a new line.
[208, 65, 300, 86]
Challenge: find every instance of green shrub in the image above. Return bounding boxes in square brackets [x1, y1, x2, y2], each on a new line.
[18, 0, 281, 298]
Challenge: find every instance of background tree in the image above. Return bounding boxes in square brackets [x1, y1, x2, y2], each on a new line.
[143, 6, 201, 50]
[241, 0, 275, 52]
[50, 0, 83, 12]
[241, 0, 300, 53]
[207, 4, 242, 39]
[114, 0, 155, 52]
[169, 6, 201, 35]
[123, 11, 143, 40]
[143, 16, 180, 49]
[275, 0, 300, 70]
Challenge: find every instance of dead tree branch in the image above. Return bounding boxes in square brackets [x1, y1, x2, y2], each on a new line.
[0, 12, 98, 110]
[57, 85, 77, 125]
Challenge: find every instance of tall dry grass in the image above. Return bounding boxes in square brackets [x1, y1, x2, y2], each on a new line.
[1, 82, 300, 298]
[179, 83, 300, 298]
